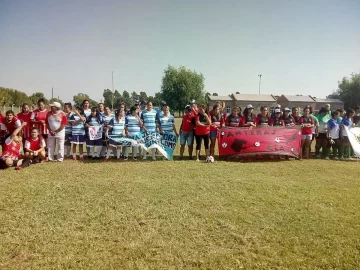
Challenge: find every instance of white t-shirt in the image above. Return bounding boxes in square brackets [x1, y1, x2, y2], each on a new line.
[47, 111, 66, 138]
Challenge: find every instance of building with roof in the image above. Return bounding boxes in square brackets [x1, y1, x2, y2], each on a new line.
[276, 95, 316, 110]
[208, 93, 344, 114]
[208, 93, 277, 114]
[313, 98, 344, 111]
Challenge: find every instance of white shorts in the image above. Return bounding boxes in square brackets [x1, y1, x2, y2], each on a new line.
[302, 134, 312, 140]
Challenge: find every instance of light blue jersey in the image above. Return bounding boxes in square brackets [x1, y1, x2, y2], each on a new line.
[87, 116, 102, 127]
[70, 114, 86, 136]
[125, 115, 141, 136]
[141, 110, 157, 132]
[65, 112, 74, 135]
[159, 114, 175, 133]
[83, 109, 92, 118]
[102, 114, 114, 125]
[108, 118, 125, 135]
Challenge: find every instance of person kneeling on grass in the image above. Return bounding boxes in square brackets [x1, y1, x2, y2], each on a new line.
[0, 122, 31, 170]
[24, 127, 46, 163]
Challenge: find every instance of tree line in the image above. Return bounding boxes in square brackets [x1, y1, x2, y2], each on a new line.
[2, 66, 357, 112]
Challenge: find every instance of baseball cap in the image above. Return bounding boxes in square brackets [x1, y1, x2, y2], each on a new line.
[190, 99, 196, 104]
[275, 104, 281, 108]
[161, 101, 167, 106]
[284, 107, 291, 112]
[184, 105, 192, 112]
[275, 108, 281, 113]
[246, 104, 254, 109]
[50, 102, 61, 109]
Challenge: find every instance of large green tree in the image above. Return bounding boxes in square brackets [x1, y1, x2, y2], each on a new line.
[73, 93, 97, 107]
[160, 65, 205, 112]
[29, 92, 48, 106]
[328, 73, 360, 109]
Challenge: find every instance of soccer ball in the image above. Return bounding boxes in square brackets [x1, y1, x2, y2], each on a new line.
[206, 156, 215, 163]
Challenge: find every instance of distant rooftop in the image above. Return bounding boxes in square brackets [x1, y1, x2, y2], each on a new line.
[280, 95, 315, 102]
[232, 94, 276, 102]
[313, 98, 343, 103]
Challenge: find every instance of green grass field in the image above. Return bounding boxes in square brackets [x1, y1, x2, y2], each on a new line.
[1, 123, 360, 269]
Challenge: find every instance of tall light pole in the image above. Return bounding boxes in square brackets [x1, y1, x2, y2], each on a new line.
[111, 71, 114, 110]
[258, 74, 262, 95]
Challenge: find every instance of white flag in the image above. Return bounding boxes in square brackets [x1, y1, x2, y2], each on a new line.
[88, 126, 103, 140]
[344, 126, 360, 158]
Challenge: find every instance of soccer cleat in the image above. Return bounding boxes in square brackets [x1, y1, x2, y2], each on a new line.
[325, 157, 330, 160]
[72, 157, 77, 161]
[142, 156, 147, 160]
[152, 157, 157, 161]
[104, 158, 109, 162]
[339, 157, 344, 161]
[196, 159, 200, 162]
[334, 156, 339, 160]
[80, 157, 84, 161]
[316, 154, 321, 158]
[124, 156, 128, 161]
[133, 157, 138, 161]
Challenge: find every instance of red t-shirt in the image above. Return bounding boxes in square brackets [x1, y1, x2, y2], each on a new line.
[209, 111, 225, 131]
[181, 114, 195, 133]
[195, 114, 210, 135]
[17, 112, 32, 138]
[1, 137, 21, 160]
[1, 117, 21, 135]
[225, 115, 241, 127]
[255, 114, 269, 126]
[240, 114, 256, 126]
[31, 109, 49, 135]
[0, 114, 4, 124]
[269, 117, 284, 126]
[299, 116, 314, 135]
[24, 136, 46, 151]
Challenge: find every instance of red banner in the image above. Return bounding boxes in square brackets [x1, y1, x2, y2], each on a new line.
[217, 127, 302, 158]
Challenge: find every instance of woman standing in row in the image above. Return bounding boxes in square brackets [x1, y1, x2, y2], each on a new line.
[195, 104, 211, 162]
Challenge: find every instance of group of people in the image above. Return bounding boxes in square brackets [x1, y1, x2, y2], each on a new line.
[1, 98, 359, 170]
[178, 102, 360, 161]
[0, 99, 177, 170]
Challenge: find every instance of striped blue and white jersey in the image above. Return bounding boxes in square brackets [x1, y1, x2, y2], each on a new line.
[86, 116, 103, 127]
[65, 112, 74, 135]
[141, 110, 157, 132]
[159, 114, 175, 133]
[108, 118, 125, 135]
[125, 115, 141, 136]
[99, 111, 105, 118]
[102, 113, 114, 125]
[70, 114, 86, 136]
[83, 109, 92, 118]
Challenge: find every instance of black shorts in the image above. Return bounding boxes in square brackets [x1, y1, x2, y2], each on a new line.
[195, 134, 210, 150]
[316, 133, 327, 140]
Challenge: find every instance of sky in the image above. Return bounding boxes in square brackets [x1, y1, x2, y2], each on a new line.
[0, 0, 359, 103]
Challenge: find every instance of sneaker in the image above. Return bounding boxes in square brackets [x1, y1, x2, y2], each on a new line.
[348, 157, 353, 161]
[339, 157, 344, 161]
[124, 156, 128, 161]
[133, 157, 137, 161]
[196, 159, 200, 162]
[80, 157, 84, 161]
[316, 154, 321, 158]
[152, 157, 157, 161]
[334, 156, 339, 160]
[142, 156, 147, 160]
[104, 158, 109, 162]
[15, 166, 23, 170]
[117, 157, 121, 160]
[325, 157, 330, 160]
[72, 157, 77, 161]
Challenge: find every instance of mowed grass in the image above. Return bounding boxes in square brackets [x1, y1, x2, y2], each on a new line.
[1, 123, 360, 269]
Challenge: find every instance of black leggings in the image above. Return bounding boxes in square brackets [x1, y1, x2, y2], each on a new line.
[195, 134, 209, 150]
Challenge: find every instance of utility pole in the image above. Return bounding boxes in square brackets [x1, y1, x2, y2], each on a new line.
[258, 74, 262, 95]
[52, 87, 54, 99]
[111, 71, 114, 110]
